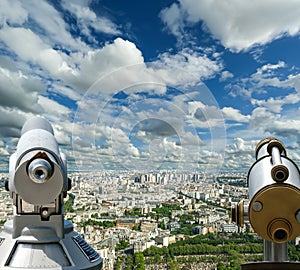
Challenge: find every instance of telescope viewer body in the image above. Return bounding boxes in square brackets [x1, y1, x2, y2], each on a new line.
[248, 138, 300, 243]
[232, 138, 300, 268]
[0, 117, 102, 269]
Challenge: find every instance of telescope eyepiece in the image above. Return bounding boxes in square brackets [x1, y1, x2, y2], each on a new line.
[28, 158, 53, 184]
[271, 165, 289, 182]
[268, 219, 291, 243]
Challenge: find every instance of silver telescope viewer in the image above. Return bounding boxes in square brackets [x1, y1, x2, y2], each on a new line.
[0, 117, 102, 269]
[232, 138, 300, 269]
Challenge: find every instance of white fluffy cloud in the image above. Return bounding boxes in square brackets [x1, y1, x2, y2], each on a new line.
[0, 26, 72, 76]
[224, 137, 258, 170]
[220, 70, 234, 82]
[61, 0, 121, 37]
[251, 93, 300, 113]
[154, 48, 222, 86]
[67, 38, 145, 92]
[0, 67, 42, 112]
[0, 0, 28, 25]
[6, 0, 300, 173]
[221, 107, 250, 123]
[160, 0, 300, 51]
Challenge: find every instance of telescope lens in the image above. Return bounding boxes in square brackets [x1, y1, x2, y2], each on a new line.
[274, 229, 288, 242]
[271, 165, 289, 182]
[35, 169, 46, 179]
[28, 158, 53, 184]
[275, 170, 285, 181]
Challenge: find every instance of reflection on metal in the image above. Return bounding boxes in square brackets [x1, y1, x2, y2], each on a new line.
[0, 117, 103, 269]
[232, 138, 300, 269]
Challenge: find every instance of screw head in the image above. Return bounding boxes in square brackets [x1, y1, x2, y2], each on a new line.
[296, 210, 300, 223]
[252, 201, 263, 212]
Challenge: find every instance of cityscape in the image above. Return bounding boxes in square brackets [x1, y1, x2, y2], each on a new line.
[1, 1, 300, 269]
[0, 170, 265, 270]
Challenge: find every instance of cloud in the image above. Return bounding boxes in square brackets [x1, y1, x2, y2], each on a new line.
[154, 48, 222, 86]
[249, 107, 279, 130]
[159, 2, 184, 39]
[0, 0, 87, 52]
[0, 67, 42, 113]
[0, 140, 9, 157]
[0, 1, 227, 172]
[0, 26, 71, 76]
[251, 93, 300, 113]
[138, 119, 177, 137]
[227, 61, 300, 104]
[0, 107, 28, 137]
[0, 0, 28, 25]
[37, 96, 72, 122]
[220, 70, 234, 82]
[224, 137, 258, 170]
[221, 107, 250, 123]
[189, 101, 225, 128]
[160, 0, 300, 51]
[65, 38, 145, 92]
[61, 0, 121, 38]
[265, 120, 300, 138]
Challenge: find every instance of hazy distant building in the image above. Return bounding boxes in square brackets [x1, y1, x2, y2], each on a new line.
[193, 226, 208, 235]
[155, 235, 169, 246]
[116, 218, 137, 229]
[140, 221, 158, 232]
[134, 240, 155, 253]
[167, 221, 181, 232]
[221, 223, 238, 233]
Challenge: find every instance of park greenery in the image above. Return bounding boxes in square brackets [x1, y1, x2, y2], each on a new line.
[116, 233, 267, 270]
[62, 195, 300, 269]
[64, 193, 75, 213]
[115, 240, 130, 251]
[116, 252, 146, 270]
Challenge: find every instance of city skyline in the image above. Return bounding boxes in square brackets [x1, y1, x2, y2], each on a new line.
[1, 1, 300, 172]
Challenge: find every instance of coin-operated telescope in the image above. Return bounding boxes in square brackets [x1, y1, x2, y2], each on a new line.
[0, 117, 102, 269]
[232, 138, 300, 269]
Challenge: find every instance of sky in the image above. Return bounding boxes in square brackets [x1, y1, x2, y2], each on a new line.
[1, 0, 300, 173]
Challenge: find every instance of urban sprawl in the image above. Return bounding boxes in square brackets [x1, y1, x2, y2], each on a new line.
[0, 171, 278, 269]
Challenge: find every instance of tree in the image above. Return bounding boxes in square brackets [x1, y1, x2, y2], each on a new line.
[169, 260, 179, 270]
[115, 240, 130, 251]
[158, 221, 166, 230]
[134, 252, 145, 270]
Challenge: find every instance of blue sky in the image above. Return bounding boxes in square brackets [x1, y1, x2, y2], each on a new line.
[1, 0, 300, 173]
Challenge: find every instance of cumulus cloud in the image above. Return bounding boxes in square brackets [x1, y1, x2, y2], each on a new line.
[0, 107, 28, 137]
[0, 67, 42, 113]
[221, 107, 250, 123]
[37, 96, 71, 122]
[265, 119, 300, 139]
[0, 1, 225, 172]
[220, 70, 234, 82]
[228, 61, 300, 108]
[224, 137, 258, 170]
[138, 119, 177, 137]
[0, 26, 72, 76]
[251, 93, 300, 113]
[67, 38, 145, 92]
[189, 101, 225, 129]
[153, 48, 222, 86]
[160, 0, 300, 51]
[249, 107, 278, 129]
[21, 0, 86, 50]
[0, 0, 114, 51]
